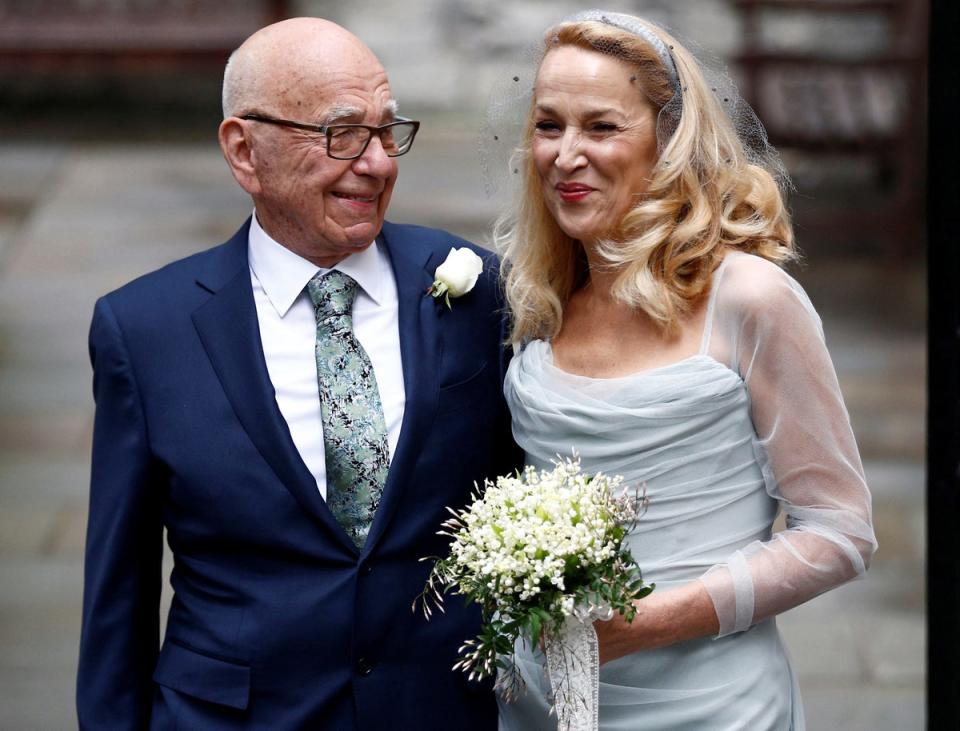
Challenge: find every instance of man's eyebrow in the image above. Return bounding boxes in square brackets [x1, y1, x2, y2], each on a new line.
[323, 100, 401, 126]
[324, 104, 363, 124]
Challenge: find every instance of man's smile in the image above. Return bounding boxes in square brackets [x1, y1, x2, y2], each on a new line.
[332, 191, 377, 203]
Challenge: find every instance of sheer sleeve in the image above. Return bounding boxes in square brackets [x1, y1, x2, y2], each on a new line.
[698, 253, 878, 636]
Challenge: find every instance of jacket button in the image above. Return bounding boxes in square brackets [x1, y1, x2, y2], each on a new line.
[356, 657, 373, 676]
[363, 562, 373, 575]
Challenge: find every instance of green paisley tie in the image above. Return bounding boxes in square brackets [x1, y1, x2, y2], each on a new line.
[307, 270, 389, 548]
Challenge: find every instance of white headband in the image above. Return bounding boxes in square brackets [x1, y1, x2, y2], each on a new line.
[565, 10, 682, 90]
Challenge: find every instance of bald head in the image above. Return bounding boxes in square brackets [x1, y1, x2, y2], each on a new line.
[217, 17, 402, 267]
[222, 18, 385, 119]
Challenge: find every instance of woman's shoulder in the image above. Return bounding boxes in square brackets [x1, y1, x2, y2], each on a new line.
[715, 251, 820, 332]
[717, 250, 793, 290]
[714, 251, 807, 316]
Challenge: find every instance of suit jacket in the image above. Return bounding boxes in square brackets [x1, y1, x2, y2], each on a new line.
[77, 220, 521, 730]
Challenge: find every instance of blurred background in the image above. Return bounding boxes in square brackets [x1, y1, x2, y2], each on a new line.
[0, 0, 926, 728]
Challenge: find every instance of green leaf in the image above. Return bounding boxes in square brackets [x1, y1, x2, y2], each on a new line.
[529, 613, 541, 644]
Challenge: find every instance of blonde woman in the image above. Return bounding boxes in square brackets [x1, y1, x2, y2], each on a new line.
[497, 11, 877, 730]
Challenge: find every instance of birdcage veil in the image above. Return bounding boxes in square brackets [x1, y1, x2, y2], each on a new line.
[478, 9, 792, 206]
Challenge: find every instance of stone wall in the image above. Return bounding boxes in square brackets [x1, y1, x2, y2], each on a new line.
[297, 0, 739, 112]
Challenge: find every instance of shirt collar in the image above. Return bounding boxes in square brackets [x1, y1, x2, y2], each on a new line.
[247, 211, 386, 317]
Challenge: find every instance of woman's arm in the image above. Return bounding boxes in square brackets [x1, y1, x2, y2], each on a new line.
[595, 581, 719, 664]
[698, 254, 876, 636]
[594, 254, 876, 660]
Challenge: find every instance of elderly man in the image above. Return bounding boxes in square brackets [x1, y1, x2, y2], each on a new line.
[77, 18, 518, 729]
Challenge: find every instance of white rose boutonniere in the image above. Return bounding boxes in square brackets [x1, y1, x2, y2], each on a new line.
[428, 247, 484, 309]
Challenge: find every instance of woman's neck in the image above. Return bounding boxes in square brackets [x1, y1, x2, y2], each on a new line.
[580, 246, 621, 302]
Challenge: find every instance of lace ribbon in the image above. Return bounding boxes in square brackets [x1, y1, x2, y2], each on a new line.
[544, 607, 612, 730]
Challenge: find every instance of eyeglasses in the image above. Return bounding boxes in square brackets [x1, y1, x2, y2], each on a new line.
[240, 113, 420, 160]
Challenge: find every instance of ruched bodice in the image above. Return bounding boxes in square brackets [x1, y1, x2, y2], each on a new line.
[500, 341, 799, 730]
[511, 343, 778, 592]
[498, 253, 876, 730]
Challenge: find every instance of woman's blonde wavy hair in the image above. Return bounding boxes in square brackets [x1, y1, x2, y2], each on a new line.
[496, 17, 797, 342]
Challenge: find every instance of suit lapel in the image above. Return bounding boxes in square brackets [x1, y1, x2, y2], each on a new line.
[191, 222, 358, 555]
[362, 223, 443, 555]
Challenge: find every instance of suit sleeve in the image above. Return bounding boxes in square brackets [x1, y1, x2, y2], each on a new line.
[492, 258, 525, 477]
[77, 297, 164, 729]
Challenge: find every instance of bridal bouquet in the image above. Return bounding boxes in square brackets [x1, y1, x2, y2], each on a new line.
[416, 457, 652, 729]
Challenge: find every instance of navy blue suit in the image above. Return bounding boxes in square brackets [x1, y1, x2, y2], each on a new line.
[77, 220, 520, 729]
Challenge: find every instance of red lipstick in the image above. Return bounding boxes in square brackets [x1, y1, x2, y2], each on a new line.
[556, 182, 594, 202]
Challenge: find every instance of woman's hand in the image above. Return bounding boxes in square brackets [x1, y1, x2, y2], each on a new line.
[593, 581, 720, 665]
[594, 611, 641, 666]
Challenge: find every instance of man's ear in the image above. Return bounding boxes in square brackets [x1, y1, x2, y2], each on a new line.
[219, 118, 262, 195]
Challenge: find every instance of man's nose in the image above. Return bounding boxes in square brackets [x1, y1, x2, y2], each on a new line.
[352, 133, 396, 177]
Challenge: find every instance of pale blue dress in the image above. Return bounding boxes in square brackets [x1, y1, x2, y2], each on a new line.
[498, 253, 877, 730]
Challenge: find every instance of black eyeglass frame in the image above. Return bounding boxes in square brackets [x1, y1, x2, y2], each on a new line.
[239, 113, 420, 160]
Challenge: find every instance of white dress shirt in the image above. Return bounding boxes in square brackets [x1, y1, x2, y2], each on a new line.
[248, 213, 405, 500]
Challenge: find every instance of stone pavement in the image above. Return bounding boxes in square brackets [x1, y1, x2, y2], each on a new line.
[0, 130, 924, 729]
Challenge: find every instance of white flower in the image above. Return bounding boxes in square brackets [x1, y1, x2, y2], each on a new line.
[436, 457, 638, 608]
[416, 454, 651, 705]
[429, 247, 484, 308]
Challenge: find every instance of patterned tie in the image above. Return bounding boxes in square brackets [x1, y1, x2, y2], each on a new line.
[307, 270, 389, 548]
